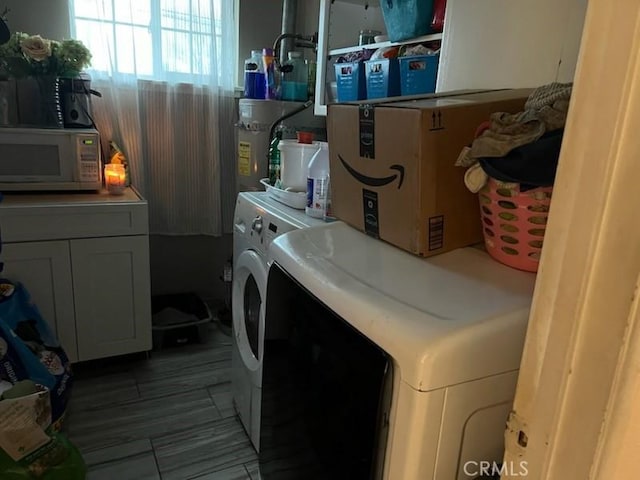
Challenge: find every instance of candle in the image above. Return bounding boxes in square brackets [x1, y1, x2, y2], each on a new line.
[104, 164, 126, 195]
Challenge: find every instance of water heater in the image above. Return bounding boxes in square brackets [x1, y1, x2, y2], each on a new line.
[236, 98, 325, 193]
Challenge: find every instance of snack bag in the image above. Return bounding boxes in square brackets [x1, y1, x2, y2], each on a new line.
[0, 280, 73, 428]
[0, 381, 86, 479]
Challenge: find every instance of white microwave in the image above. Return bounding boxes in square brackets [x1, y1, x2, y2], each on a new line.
[0, 127, 102, 191]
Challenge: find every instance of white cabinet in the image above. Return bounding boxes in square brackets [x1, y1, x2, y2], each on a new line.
[71, 236, 151, 361]
[0, 188, 151, 362]
[314, 0, 588, 115]
[1, 241, 78, 362]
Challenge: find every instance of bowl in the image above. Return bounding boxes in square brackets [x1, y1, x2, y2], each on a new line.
[374, 35, 388, 43]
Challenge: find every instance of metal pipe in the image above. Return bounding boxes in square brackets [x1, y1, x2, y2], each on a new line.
[272, 33, 316, 73]
[265, 100, 314, 178]
[280, 0, 298, 65]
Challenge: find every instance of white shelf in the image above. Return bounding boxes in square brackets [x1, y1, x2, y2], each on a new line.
[333, 0, 374, 5]
[328, 33, 443, 57]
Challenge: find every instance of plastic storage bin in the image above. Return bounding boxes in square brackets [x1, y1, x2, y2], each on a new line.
[399, 54, 439, 96]
[365, 58, 400, 99]
[479, 177, 552, 273]
[334, 61, 366, 102]
[380, 0, 435, 42]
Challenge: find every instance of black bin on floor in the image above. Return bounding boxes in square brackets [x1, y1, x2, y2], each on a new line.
[151, 293, 212, 349]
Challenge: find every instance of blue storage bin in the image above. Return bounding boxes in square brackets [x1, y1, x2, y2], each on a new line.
[365, 58, 400, 99]
[399, 54, 439, 96]
[380, 0, 434, 42]
[334, 62, 366, 102]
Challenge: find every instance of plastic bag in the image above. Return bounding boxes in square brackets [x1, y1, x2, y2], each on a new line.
[0, 280, 73, 428]
[0, 381, 86, 479]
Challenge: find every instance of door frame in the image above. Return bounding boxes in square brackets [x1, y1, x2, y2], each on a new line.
[503, 1, 640, 478]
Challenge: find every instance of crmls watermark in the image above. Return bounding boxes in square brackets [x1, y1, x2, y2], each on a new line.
[463, 461, 529, 477]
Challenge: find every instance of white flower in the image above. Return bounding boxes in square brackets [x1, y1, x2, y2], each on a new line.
[20, 35, 51, 62]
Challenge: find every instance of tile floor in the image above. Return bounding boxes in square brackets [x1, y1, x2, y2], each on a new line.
[66, 323, 258, 480]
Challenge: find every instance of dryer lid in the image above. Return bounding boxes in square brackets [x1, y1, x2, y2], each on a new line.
[268, 221, 536, 391]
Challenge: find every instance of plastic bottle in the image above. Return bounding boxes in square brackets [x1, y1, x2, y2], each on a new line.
[306, 142, 330, 218]
[306, 59, 316, 99]
[268, 128, 283, 186]
[243, 50, 266, 99]
[262, 47, 277, 100]
[281, 51, 308, 102]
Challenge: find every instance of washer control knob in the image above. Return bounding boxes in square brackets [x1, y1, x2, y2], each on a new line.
[251, 216, 263, 234]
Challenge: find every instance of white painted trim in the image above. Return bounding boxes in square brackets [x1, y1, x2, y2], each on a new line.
[590, 273, 640, 478]
[503, 1, 640, 478]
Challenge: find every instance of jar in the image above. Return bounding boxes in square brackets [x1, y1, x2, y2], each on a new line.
[104, 164, 126, 195]
[359, 29, 381, 46]
[281, 51, 308, 102]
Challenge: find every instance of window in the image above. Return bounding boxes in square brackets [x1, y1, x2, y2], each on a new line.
[70, 0, 226, 83]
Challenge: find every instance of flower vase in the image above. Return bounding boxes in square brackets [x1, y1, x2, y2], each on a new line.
[15, 75, 64, 128]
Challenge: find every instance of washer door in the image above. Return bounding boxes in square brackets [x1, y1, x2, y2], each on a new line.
[232, 249, 267, 375]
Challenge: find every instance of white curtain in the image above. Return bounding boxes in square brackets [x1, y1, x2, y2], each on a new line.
[69, 0, 238, 235]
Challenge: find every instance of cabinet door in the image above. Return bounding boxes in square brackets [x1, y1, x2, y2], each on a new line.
[1, 241, 78, 362]
[70, 236, 152, 361]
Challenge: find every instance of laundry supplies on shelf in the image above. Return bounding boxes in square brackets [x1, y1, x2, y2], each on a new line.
[244, 50, 267, 100]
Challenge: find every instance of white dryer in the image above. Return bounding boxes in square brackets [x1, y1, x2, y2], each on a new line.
[231, 192, 323, 451]
[260, 222, 537, 479]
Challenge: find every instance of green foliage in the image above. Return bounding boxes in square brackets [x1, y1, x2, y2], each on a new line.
[0, 32, 92, 79]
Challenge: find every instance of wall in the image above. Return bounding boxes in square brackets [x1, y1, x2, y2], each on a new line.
[149, 234, 233, 306]
[237, 0, 283, 87]
[2, 0, 70, 39]
[236, 0, 322, 86]
[297, 0, 319, 37]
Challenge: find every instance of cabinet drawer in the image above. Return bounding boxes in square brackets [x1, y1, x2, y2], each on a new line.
[0, 202, 148, 241]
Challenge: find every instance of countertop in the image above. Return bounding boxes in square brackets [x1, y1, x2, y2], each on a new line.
[0, 187, 145, 209]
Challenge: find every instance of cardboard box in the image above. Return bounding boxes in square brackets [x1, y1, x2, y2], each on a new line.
[328, 89, 532, 257]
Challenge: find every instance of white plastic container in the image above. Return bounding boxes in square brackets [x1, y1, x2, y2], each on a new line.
[306, 141, 330, 219]
[278, 140, 320, 192]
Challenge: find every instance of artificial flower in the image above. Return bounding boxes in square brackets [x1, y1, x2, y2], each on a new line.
[20, 34, 52, 62]
[0, 31, 91, 78]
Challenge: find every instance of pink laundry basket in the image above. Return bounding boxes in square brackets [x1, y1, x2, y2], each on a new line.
[479, 177, 552, 273]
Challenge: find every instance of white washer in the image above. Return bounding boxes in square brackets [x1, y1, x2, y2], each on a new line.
[231, 192, 324, 451]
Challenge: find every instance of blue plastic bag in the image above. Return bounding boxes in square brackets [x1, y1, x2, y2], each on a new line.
[379, 0, 434, 42]
[0, 280, 73, 428]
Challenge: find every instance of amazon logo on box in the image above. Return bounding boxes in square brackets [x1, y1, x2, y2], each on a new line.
[328, 89, 532, 256]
